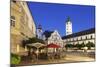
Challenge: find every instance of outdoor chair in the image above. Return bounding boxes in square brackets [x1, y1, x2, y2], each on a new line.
[54, 53, 60, 59]
[47, 53, 54, 61]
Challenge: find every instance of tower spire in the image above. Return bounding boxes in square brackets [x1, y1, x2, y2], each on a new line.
[66, 16, 71, 22]
[68, 16, 70, 21]
[37, 24, 42, 29]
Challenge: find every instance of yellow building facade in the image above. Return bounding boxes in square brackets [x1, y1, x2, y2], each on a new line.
[11, 1, 36, 55]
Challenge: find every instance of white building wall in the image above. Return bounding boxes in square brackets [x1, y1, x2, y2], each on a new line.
[64, 33, 95, 45]
[66, 21, 72, 35]
[47, 30, 64, 47]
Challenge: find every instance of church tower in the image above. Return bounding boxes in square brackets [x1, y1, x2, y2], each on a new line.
[66, 17, 72, 35]
[37, 24, 43, 39]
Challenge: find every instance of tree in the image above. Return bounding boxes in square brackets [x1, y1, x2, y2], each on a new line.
[65, 44, 73, 49]
[76, 44, 81, 49]
[75, 43, 85, 50]
[81, 42, 85, 48]
[22, 37, 45, 45]
[86, 42, 95, 49]
[22, 37, 45, 50]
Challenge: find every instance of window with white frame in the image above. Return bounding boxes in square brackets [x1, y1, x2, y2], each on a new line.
[11, 16, 16, 27]
[91, 35, 93, 39]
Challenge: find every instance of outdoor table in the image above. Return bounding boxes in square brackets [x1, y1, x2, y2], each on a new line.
[27, 42, 46, 63]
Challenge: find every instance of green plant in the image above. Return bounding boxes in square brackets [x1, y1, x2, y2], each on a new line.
[11, 53, 21, 64]
[76, 44, 81, 49]
[81, 42, 85, 47]
[65, 44, 73, 49]
[22, 37, 45, 46]
[75, 43, 86, 50]
[86, 42, 95, 49]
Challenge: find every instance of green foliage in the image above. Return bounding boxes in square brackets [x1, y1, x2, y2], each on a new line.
[65, 42, 95, 50]
[76, 44, 82, 49]
[75, 43, 85, 50]
[22, 37, 45, 47]
[86, 42, 95, 49]
[11, 53, 21, 64]
[65, 44, 73, 49]
[81, 42, 85, 47]
[28, 37, 45, 44]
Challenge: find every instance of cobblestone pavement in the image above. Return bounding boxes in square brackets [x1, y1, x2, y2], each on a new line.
[17, 52, 95, 66]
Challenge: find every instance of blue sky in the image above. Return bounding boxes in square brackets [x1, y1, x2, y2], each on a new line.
[27, 2, 95, 36]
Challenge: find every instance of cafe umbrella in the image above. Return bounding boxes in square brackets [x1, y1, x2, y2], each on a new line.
[47, 43, 61, 52]
[46, 43, 61, 60]
[27, 42, 46, 62]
